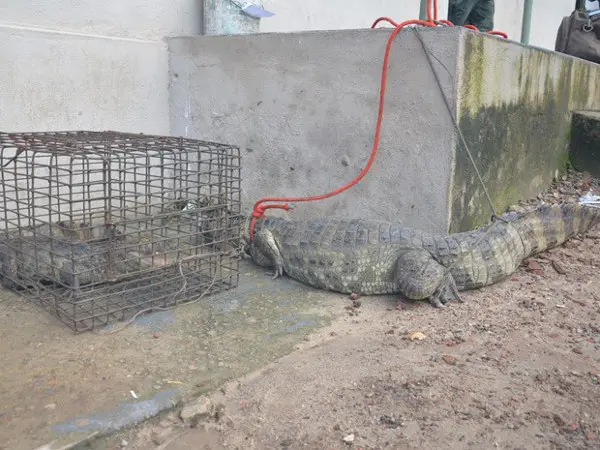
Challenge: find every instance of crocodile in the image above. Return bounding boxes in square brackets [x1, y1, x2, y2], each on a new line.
[0, 228, 143, 290]
[0, 207, 237, 290]
[246, 203, 600, 307]
[0, 237, 111, 289]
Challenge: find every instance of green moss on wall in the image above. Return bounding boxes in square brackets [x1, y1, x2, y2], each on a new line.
[450, 101, 569, 232]
[449, 33, 600, 233]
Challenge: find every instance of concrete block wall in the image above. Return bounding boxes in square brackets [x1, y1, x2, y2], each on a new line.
[168, 27, 460, 233]
[167, 27, 600, 233]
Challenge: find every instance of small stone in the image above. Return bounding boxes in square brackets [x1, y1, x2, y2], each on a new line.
[120, 440, 128, 447]
[349, 293, 360, 300]
[341, 155, 350, 166]
[342, 433, 355, 443]
[180, 396, 214, 421]
[408, 331, 427, 341]
[553, 414, 566, 427]
[526, 259, 544, 275]
[44, 403, 56, 410]
[584, 427, 596, 441]
[442, 355, 457, 365]
[572, 347, 584, 355]
[151, 427, 172, 445]
[153, 332, 160, 339]
[551, 260, 567, 274]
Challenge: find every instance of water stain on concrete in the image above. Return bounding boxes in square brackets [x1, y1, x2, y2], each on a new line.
[52, 389, 180, 434]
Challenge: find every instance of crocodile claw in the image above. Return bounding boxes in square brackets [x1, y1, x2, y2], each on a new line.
[267, 265, 284, 280]
[429, 274, 462, 308]
[430, 296, 446, 308]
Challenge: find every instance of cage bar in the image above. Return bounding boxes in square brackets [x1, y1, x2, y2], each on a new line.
[0, 131, 242, 332]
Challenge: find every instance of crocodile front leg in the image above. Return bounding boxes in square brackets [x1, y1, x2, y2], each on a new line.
[250, 228, 285, 279]
[394, 248, 463, 308]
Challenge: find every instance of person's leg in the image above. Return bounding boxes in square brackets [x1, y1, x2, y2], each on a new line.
[448, 0, 481, 26]
[466, 0, 495, 32]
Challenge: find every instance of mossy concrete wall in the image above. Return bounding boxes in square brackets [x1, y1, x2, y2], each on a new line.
[451, 32, 600, 232]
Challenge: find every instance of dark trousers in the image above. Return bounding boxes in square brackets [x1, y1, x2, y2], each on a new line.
[448, 0, 495, 32]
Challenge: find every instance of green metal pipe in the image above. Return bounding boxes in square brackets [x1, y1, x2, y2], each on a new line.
[419, 0, 428, 21]
[520, 0, 533, 44]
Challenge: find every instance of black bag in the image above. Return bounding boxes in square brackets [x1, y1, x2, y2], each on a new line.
[554, 0, 600, 64]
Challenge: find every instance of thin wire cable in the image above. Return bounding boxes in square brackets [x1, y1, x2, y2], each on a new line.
[413, 26, 498, 218]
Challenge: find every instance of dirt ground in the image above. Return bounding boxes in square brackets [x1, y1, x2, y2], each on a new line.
[93, 171, 600, 450]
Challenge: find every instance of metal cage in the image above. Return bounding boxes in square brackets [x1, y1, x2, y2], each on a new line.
[0, 131, 242, 332]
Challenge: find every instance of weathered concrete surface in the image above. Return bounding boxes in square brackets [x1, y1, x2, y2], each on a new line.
[168, 27, 459, 233]
[0, 26, 169, 134]
[569, 110, 600, 179]
[0, 0, 203, 40]
[168, 27, 600, 233]
[452, 33, 600, 232]
[0, 262, 343, 450]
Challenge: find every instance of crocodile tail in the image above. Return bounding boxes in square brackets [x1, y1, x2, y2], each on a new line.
[512, 203, 600, 257]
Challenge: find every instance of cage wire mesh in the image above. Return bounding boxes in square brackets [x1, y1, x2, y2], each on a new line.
[0, 131, 242, 333]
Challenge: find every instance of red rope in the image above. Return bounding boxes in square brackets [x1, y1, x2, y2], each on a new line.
[248, 0, 508, 239]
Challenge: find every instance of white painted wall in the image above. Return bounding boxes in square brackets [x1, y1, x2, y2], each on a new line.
[0, 27, 169, 134]
[0, 0, 581, 50]
[260, 0, 578, 50]
[530, 0, 577, 49]
[0, 0, 202, 40]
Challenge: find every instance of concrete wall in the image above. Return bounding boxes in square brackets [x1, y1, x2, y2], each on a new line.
[168, 27, 600, 233]
[168, 28, 460, 232]
[451, 31, 600, 232]
[0, 27, 169, 134]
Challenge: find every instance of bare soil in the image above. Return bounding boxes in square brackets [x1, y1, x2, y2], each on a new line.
[96, 171, 600, 450]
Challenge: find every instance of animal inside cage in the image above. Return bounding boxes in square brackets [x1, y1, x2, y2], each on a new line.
[0, 131, 242, 333]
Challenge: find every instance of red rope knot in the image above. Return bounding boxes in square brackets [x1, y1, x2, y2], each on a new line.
[252, 205, 266, 219]
[249, 202, 294, 240]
